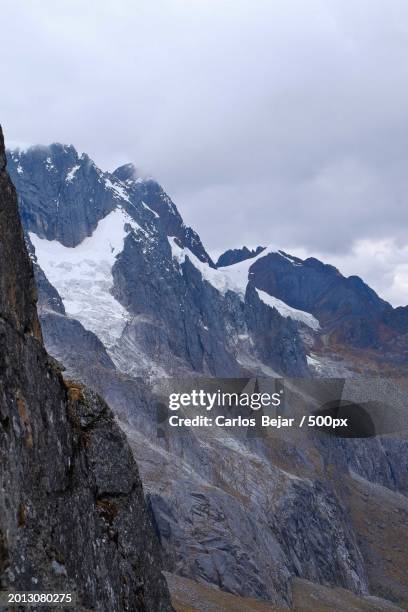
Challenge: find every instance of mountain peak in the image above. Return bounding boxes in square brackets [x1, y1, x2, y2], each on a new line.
[113, 162, 140, 183]
[7, 142, 215, 265]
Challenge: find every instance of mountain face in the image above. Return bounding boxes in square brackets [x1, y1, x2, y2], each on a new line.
[245, 251, 389, 329]
[113, 163, 214, 266]
[5, 142, 408, 610]
[8, 145, 311, 379]
[218, 247, 408, 374]
[0, 130, 172, 611]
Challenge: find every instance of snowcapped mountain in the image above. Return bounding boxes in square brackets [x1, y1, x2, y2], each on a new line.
[8, 144, 314, 379]
[217, 245, 408, 375]
[5, 143, 408, 609]
[10, 142, 408, 378]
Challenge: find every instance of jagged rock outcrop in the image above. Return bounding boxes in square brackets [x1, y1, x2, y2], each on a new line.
[113, 163, 213, 266]
[0, 127, 172, 611]
[216, 245, 265, 267]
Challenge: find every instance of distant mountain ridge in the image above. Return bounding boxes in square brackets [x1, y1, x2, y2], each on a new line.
[217, 247, 408, 372]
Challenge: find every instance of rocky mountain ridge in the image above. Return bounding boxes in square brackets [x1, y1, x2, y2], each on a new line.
[8, 143, 408, 379]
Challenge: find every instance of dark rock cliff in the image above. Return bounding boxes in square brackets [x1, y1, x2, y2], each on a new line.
[0, 127, 172, 610]
[249, 251, 390, 322]
[8, 144, 117, 248]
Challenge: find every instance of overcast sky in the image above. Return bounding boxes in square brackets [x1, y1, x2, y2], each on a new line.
[2, 0, 408, 305]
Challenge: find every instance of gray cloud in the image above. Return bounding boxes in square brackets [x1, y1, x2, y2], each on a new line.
[2, 0, 408, 304]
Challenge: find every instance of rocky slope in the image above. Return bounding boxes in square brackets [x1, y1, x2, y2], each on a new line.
[0, 127, 172, 610]
[5, 142, 408, 609]
[167, 572, 404, 612]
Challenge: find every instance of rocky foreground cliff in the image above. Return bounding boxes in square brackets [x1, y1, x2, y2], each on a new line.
[0, 127, 172, 610]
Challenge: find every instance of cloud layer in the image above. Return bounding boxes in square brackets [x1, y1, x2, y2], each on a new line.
[2, 0, 408, 304]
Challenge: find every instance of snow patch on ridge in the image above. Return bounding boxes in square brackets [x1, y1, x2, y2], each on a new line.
[104, 177, 131, 203]
[168, 237, 239, 294]
[169, 237, 319, 329]
[46, 157, 55, 171]
[142, 201, 159, 218]
[307, 354, 323, 371]
[30, 208, 140, 348]
[278, 251, 302, 266]
[169, 238, 278, 298]
[66, 165, 80, 183]
[256, 289, 320, 330]
[217, 246, 277, 296]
